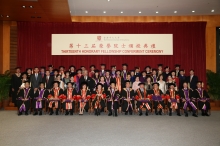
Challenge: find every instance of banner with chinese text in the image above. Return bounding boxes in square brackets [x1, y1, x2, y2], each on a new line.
[52, 34, 173, 55]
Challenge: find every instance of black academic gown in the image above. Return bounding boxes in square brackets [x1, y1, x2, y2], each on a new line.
[77, 89, 91, 110]
[92, 90, 106, 109]
[11, 74, 22, 104]
[179, 88, 197, 112]
[33, 89, 49, 110]
[106, 89, 120, 112]
[166, 90, 180, 113]
[149, 89, 164, 114]
[49, 88, 64, 109]
[136, 88, 152, 111]
[194, 89, 210, 111]
[121, 88, 135, 113]
[17, 88, 34, 112]
[63, 88, 77, 111]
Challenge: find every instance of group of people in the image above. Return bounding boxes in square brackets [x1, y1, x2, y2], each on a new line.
[11, 64, 210, 117]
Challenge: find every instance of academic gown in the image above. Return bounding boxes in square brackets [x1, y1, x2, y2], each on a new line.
[194, 89, 210, 110]
[121, 88, 135, 112]
[33, 89, 49, 109]
[63, 88, 77, 110]
[106, 89, 120, 112]
[17, 88, 34, 112]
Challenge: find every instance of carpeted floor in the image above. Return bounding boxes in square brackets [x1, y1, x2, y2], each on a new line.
[0, 111, 220, 146]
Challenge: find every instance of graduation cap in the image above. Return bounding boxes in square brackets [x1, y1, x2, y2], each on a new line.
[69, 65, 75, 69]
[96, 83, 104, 88]
[124, 80, 131, 83]
[100, 64, 106, 66]
[90, 65, 96, 68]
[158, 64, 163, 67]
[138, 82, 145, 86]
[129, 70, 135, 73]
[145, 66, 151, 69]
[164, 66, 169, 69]
[53, 69, 59, 72]
[110, 81, 116, 85]
[81, 82, 88, 87]
[59, 66, 65, 69]
[122, 63, 128, 67]
[135, 67, 140, 70]
[168, 83, 176, 88]
[64, 71, 70, 74]
[39, 82, 45, 85]
[141, 71, 147, 74]
[48, 65, 53, 68]
[66, 82, 74, 86]
[179, 69, 185, 72]
[152, 68, 157, 72]
[94, 70, 99, 73]
[53, 81, 60, 85]
[175, 64, 180, 68]
[111, 65, 116, 68]
[152, 82, 159, 86]
[24, 81, 30, 84]
[105, 70, 110, 73]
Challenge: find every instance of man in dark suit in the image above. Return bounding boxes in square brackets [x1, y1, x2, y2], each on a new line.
[179, 69, 186, 90]
[30, 67, 42, 92]
[187, 69, 198, 90]
[42, 70, 54, 89]
[79, 70, 95, 91]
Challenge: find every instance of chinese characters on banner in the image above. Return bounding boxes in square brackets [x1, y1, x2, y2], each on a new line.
[52, 34, 173, 55]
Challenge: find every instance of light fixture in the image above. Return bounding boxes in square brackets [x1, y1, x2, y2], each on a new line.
[192, 10, 195, 13]
[22, 6, 25, 8]
[6, 15, 9, 18]
[108, 0, 110, 1]
[121, 11, 123, 13]
[174, 11, 177, 13]
[156, 11, 159, 13]
[103, 11, 106, 13]
[85, 11, 88, 13]
[211, 10, 214, 12]
[139, 11, 141, 14]
[29, 6, 33, 8]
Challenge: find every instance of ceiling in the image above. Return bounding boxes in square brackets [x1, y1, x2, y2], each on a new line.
[0, 0, 71, 22]
[68, 0, 220, 16]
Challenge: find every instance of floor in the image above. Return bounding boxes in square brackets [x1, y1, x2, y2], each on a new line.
[0, 111, 220, 146]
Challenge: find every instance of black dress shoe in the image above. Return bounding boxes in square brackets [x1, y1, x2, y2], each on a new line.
[193, 114, 198, 117]
[185, 113, 188, 117]
[205, 113, 209, 116]
[169, 113, 172, 116]
[65, 112, 69, 116]
[39, 111, 42, 115]
[25, 112, 28, 116]
[202, 113, 205, 116]
[108, 112, 112, 116]
[177, 113, 181, 116]
[145, 112, 148, 116]
[125, 112, 128, 115]
[18, 112, 22, 116]
[49, 112, 53, 115]
[158, 112, 162, 115]
[129, 112, 132, 115]
[139, 113, 142, 116]
[33, 112, 38, 116]
[155, 112, 158, 115]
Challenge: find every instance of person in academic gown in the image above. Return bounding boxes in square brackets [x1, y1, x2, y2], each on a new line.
[99, 64, 106, 76]
[105, 70, 115, 90]
[151, 69, 158, 83]
[149, 83, 164, 115]
[106, 81, 120, 117]
[193, 81, 210, 116]
[89, 65, 96, 78]
[162, 66, 170, 81]
[135, 82, 151, 116]
[139, 71, 147, 83]
[111, 65, 116, 78]
[48, 65, 54, 76]
[179, 82, 198, 117]
[115, 70, 124, 93]
[91, 83, 106, 116]
[17, 81, 34, 116]
[63, 82, 77, 115]
[11, 67, 22, 105]
[175, 64, 181, 77]
[157, 64, 163, 77]
[166, 83, 181, 116]
[33, 82, 49, 115]
[77, 82, 91, 115]
[145, 77, 153, 91]
[179, 69, 186, 90]
[26, 68, 32, 81]
[69, 65, 76, 77]
[121, 80, 135, 115]
[134, 67, 141, 76]
[145, 66, 152, 77]
[74, 69, 82, 92]
[48, 81, 64, 115]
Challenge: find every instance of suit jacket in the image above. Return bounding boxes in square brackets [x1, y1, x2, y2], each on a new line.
[187, 75, 198, 90]
[79, 76, 95, 91]
[179, 75, 186, 90]
[30, 73, 42, 89]
[42, 75, 54, 89]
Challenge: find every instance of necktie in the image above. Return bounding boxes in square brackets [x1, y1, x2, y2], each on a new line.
[46, 76, 49, 83]
[35, 74, 38, 80]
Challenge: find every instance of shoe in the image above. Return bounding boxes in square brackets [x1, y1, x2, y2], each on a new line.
[25, 112, 28, 116]
[145, 112, 148, 116]
[129, 112, 132, 115]
[158, 112, 162, 115]
[139, 113, 142, 116]
[202, 113, 205, 116]
[108, 112, 112, 116]
[193, 114, 198, 117]
[169, 113, 172, 116]
[125, 112, 128, 115]
[39, 111, 42, 115]
[205, 113, 209, 116]
[177, 113, 181, 116]
[49, 112, 53, 115]
[155, 112, 158, 115]
[65, 111, 69, 116]
[18, 112, 22, 116]
[185, 113, 188, 117]
[33, 112, 38, 116]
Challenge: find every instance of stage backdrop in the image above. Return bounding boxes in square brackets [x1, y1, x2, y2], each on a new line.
[17, 22, 206, 84]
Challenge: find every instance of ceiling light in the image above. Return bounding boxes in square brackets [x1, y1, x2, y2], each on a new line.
[139, 11, 141, 14]
[103, 11, 106, 13]
[108, 0, 110, 1]
[156, 11, 159, 13]
[192, 10, 195, 13]
[121, 11, 123, 13]
[85, 11, 88, 13]
[22, 6, 25, 8]
[29, 6, 33, 8]
[211, 10, 214, 12]
[6, 15, 9, 18]
[174, 11, 177, 13]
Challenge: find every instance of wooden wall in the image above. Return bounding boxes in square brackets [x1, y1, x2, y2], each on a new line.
[72, 15, 220, 72]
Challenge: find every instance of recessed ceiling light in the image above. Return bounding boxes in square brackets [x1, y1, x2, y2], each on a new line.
[108, 0, 110, 1]
[156, 11, 159, 13]
[103, 11, 106, 13]
[192, 10, 195, 13]
[6, 15, 9, 18]
[29, 6, 33, 8]
[22, 6, 25, 8]
[139, 11, 141, 14]
[85, 11, 88, 13]
[121, 11, 123, 13]
[174, 11, 177, 13]
[211, 10, 214, 12]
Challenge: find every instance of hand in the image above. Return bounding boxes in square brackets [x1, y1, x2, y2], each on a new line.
[34, 88, 38, 92]
[12, 88, 14, 92]
[182, 99, 186, 102]
[168, 99, 171, 102]
[127, 99, 130, 102]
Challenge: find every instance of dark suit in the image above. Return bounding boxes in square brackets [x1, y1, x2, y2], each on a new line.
[42, 75, 54, 89]
[79, 76, 95, 91]
[30, 73, 42, 89]
[179, 75, 186, 90]
[187, 75, 198, 90]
